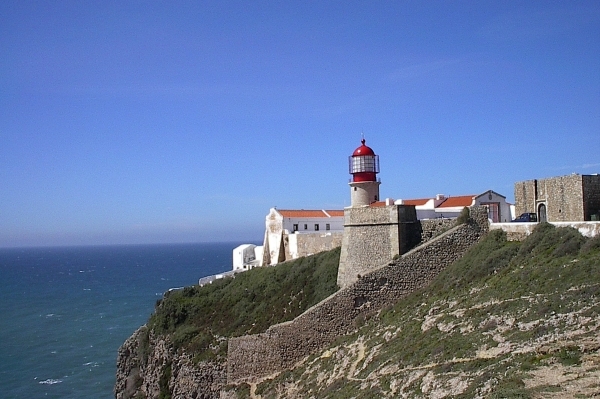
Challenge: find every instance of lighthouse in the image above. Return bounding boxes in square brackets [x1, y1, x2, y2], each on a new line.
[349, 138, 380, 207]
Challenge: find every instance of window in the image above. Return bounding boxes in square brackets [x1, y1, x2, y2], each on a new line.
[293, 224, 298, 232]
[314, 224, 319, 231]
[350, 155, 378, 173]
[326, 223, 330, 230]
[304, 224, 308, 230]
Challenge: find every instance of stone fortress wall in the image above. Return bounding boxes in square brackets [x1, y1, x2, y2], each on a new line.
[515, 174, 600, 222]
[227, 206, 489, 384]
[337, 205, 455, 288]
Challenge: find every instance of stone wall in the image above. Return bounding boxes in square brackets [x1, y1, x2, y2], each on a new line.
[514, 180, 537, 216]
[420, 218, 456, 244]
[514, 174, 600, 222]
[227, 207, 489, 384]
[543, 174, 584, 221]
[337, 205, 420, 288]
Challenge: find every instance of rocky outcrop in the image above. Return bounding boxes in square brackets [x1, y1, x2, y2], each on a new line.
[115, 326, 145, 399]
[115, 326, 226, 399]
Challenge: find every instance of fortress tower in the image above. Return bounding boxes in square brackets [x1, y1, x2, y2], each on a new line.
[338, 138, 419, 288]
[349, 139, 380, 206]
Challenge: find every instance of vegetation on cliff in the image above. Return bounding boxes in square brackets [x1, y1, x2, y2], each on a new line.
[147, 247, 340, 362]
[247, 224, 600, 398]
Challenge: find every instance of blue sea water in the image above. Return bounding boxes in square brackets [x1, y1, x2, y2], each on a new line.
[0, 242, 234, 399]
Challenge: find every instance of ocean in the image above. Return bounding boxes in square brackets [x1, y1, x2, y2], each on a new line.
[0, 242, 235, 399]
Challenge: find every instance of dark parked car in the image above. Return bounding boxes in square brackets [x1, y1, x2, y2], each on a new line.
[512, 213, 538, 222]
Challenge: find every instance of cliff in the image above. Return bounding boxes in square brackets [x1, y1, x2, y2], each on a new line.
[115, 326, 226, 399]
[115, 247, 341, 399]
[115, 222, 600, 398]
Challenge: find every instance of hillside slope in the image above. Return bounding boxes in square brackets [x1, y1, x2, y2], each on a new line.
[115, 247, 341, 399]
[236, 224, 600, 399]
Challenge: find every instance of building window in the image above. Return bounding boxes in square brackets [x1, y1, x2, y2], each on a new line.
[293, 224, 298, 232]
[326, 223, 330, 230]
[314, 224, 319, 231]
[304, 224, 308, 230]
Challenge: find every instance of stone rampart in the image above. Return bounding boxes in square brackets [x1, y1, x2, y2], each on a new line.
[420, 218, 455, 244]
[227, 207, 489, 383]
[337, 205, 420, 288]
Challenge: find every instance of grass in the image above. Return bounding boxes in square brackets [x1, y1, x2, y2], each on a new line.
[147, 246, 340, 361]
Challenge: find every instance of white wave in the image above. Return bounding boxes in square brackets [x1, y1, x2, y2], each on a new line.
[83, 361, 99, 367]
[39, 378, 62, 385]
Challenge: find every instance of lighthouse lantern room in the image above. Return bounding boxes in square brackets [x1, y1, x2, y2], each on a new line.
[348, 139, 381, 207]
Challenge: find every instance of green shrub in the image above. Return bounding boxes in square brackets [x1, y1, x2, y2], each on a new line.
[551, 227, 586, 257]
[580, 234, 600, 255]
[456, 207, 470, 224]
[490, 375, 529, 399]
[428, 229, 518, 293]
[158, 362, 172, 399]
[137, 326, 150, 366]
[148, 247, 341, 360]
[558, 346, 581, 366]
[515, 223, 585, 261]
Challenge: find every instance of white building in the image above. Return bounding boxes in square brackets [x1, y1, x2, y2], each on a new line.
[232, 244, 264, 271]
[385, 190, 513, 222]
[263, 208, 344, 266]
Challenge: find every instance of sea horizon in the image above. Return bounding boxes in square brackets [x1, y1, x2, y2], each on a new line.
[0, 242, 241, 398]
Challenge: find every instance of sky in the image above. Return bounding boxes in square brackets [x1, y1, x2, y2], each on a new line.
[1, 1, 599, 248]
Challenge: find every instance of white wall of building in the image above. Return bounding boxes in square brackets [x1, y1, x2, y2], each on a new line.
[474, 190, 512, 223]
[281, 216, 344, 233]
[232, 244, 263, 271]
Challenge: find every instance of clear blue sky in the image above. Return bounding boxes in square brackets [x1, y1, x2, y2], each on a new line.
[1, 1, 599, 247]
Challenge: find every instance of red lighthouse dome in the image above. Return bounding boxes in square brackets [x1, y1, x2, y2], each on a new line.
[349, 139, 379, 182]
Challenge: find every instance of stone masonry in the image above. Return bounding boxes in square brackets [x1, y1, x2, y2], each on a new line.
[514, 174, 600, 222]
[227, 206, 489, 384]
[337, 204, 421, 288]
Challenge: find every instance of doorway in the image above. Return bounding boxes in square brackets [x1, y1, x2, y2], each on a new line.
[538, 203, 547, 223]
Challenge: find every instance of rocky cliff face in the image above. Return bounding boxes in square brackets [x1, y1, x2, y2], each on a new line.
[115, 326, 226, 399]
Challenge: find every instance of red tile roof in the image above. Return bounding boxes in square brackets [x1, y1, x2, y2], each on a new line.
[369, 201, 386, 207]
[437, 195, 476, 208]
[325, 210, 344, 217]
[403, 198, 429, 206]
[277, 209, 343, 218]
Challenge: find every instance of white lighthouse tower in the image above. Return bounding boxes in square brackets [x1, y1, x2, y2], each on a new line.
[349, 138, 380, 207]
